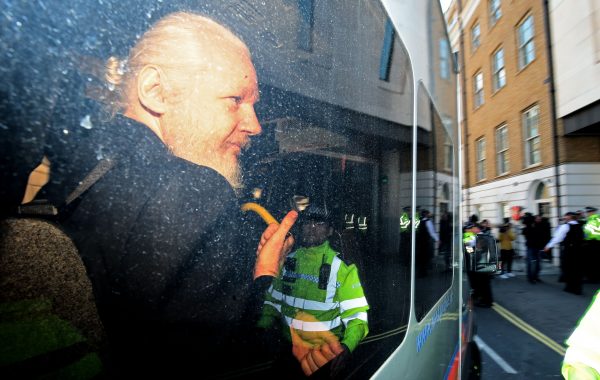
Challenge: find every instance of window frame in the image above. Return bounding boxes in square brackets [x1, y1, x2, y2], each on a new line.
[489, 0, 502, 26]
[495, 124, 509, 175]
[492, 47, 506, 92]
[444, 134, 453, 171]
[522, 105, 541, 167]
[473, 71, 484, 109]
[297, 0, 315, 52]
[517, 14, 535, 69]
[476, 137, 486, 181]
[471, 22, 481, 52]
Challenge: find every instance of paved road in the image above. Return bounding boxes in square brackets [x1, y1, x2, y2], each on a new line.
[474, 257, 599, 379]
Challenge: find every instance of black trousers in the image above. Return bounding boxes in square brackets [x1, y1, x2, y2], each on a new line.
[500, 249, 514, 273]
[584, 241, 600, 283]
[563, 249, 583, 294]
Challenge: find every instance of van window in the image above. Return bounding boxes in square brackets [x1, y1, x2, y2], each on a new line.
[2, 0, 415, 377]
[414, 83, 456, 321]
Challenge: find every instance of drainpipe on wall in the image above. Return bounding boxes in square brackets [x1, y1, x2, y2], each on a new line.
[542, 0, 562, 218]
[457, 0, 471, 218]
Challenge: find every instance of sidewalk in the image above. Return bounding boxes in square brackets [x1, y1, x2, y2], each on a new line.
[489, 257, 599, 346]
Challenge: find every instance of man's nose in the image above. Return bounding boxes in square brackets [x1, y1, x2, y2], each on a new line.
[240, 106, 262, 136]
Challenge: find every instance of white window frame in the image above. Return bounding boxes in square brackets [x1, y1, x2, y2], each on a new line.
[518, 15, 535, 69]
[489, 0, 502, 26]
[495, 124, 509, 175]
[523, 105, 541, 167]
[473, 71, 484, 109]
[471, 22, 481, 52]
[492, 47, 506, 91]
[476, 137, 486, 181]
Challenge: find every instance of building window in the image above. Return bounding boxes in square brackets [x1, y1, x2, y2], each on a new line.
[489, 0, 502, 26]
[523, 105, 541, 166]
[495, 124, 509, 175]
[297, 0, 315, 52]
[476, 137, 486, 181]
[444, 134, 453, 171]
[471, 22, 481, 52]
[518, 14, 535, 69]
[379, 19, 395, 81]
[492, 47, 506, 91]
[440, 39, 450, 79]
[473, 71, 484, 108]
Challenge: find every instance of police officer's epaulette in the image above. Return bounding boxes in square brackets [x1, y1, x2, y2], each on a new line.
[336, 252, 354, 266]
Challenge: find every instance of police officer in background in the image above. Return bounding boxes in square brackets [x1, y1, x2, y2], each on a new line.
[583, 206, 600, 283]
[416, 209, 439, 278]
[463, 221, 494, 307]
[544, 212, 585, 295]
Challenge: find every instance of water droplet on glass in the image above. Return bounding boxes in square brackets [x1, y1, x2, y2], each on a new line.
[16, 21, 22, 27]
[62, 129, 69, 135]
[80, 115, 93, 130]
[107, 83, 115, 91]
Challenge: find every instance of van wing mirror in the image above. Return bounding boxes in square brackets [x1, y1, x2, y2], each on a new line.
[464, 234, 499, 274]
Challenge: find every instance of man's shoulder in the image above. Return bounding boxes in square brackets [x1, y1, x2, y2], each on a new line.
[163, 159, 233, 195]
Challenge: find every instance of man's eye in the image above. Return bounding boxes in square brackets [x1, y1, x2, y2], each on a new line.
[229, 96, 242, 105]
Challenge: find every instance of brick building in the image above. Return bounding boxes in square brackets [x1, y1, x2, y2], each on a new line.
[445, 0, 600, 253]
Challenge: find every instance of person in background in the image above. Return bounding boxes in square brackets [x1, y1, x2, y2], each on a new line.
[416, 209, 439, 278]
[439, 211, 453, 271]
[544, 212, 585, 295]
[583, 206, 600, 283]
[538, 216, 553, 261]
[479, 219, 492, 234]
[522, 214, 546, 284]
[259, 203, 369, 378]
[463, 221, 493, 307]
[498, 217, 516, 279]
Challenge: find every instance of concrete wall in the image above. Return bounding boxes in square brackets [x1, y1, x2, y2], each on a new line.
[549, 0, 600, 118]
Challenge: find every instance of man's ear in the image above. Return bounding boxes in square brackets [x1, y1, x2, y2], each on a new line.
[136, 65, 168, 115]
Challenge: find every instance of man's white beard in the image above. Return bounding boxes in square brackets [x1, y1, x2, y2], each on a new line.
[162, 108, 243, 190]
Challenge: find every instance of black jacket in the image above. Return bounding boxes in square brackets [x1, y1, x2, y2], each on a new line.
[64, 116, 268, 376]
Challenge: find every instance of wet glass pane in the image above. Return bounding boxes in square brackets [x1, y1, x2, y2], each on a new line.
[414, 82, 456, 321]
[1, 0, 414, 378]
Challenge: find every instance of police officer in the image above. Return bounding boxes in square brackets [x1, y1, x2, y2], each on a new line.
[463, 222, 494, 307]
[259, 203, 369, 377]
[544, 212, 585, 295]
[562, 290, 600, 378]
[583, 206, 600, 283]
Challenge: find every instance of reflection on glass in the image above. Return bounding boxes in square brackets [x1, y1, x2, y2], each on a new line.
[2, 0, 419, 378]
[241, 1, 415, 376]
[414, 82, 457, 321]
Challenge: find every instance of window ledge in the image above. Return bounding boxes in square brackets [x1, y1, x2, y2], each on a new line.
[491, 86, 506, 97]
[523, 163, 542, 170]
[516, 57, 536, 74]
